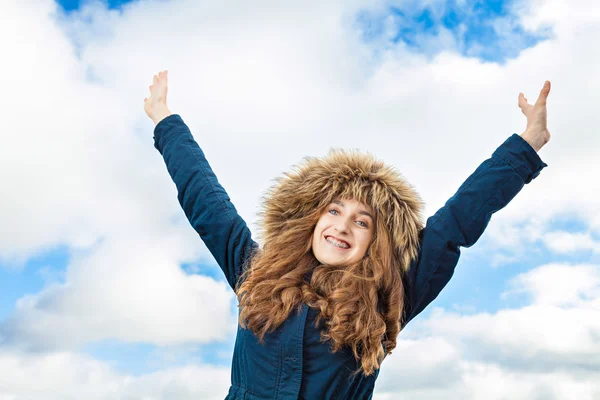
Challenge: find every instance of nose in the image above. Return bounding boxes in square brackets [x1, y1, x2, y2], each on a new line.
[334, 218, 350, 234]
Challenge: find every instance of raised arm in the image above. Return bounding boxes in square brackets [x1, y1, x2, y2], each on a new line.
[145, 71, 258, 290]
[402, 80, 552, 326]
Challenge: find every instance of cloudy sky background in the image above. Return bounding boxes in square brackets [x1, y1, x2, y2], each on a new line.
[1, 0, 599, 398]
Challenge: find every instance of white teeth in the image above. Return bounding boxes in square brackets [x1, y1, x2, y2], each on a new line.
[326, 237, 350, 249]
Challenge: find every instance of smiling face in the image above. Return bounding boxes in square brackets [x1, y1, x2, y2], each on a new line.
[311, 198, 376, 266]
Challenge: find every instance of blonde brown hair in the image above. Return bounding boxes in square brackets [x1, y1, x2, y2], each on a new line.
[236, 150, 423, 376]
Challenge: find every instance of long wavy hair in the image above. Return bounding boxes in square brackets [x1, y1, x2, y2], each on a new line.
[236, 150, 424, 376]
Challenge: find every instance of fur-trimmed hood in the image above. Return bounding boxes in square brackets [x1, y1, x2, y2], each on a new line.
[257, 149, 425, 273]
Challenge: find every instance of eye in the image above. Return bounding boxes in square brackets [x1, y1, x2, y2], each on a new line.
[356, 221, 368, 228]
[328, 209, 340, 215]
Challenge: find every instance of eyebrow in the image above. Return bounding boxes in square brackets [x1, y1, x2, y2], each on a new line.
[332, 200, 374, 220]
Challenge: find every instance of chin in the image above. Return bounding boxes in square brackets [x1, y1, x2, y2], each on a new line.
[319, 254, 347, 266]
[313, 252, 335, 266]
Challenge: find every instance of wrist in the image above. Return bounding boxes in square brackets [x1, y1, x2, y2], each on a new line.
[520, 131, 542, 153]
[151, 105, 172, 126]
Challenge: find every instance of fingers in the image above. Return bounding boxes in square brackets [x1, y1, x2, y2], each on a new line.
[518, 92, 528, 109]
[147, 70, 168, 99]
[519, 80, 550, 109]
[153, 70, 168, 87]
[152, 70, 168, 84]
[535, 80, 551, 106]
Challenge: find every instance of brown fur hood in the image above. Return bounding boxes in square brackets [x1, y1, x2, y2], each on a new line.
[257, 149, 425, 273]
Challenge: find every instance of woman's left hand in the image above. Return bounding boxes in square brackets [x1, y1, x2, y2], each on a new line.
[518, 81, 552, 152]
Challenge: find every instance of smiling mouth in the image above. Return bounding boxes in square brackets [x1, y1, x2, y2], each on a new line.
[325, 236, 350, 249]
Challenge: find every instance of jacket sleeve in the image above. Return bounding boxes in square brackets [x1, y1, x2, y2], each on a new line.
[402, 134, 548, 327]
[153, 114, 259, 290]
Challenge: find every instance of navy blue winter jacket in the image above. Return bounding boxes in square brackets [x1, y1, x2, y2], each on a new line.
[153, 114, 547, 399]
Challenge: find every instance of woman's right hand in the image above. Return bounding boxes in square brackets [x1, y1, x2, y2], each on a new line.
[144, 70, 172, 126]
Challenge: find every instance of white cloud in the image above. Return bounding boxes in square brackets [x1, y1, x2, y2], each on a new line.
[377, 359, 600, 400]
[417, 263, 600, 365]
[1, 232, 236, 350]
[0, 349, 230, 400]
[375, 337, 462, 393]
[542, 231, 600, 254]
[504, 263, 600, 306]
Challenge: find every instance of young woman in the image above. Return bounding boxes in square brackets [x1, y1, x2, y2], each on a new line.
[144, 70, 551, 399]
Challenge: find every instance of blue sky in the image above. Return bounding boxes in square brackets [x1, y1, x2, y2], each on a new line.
[2, 0, 599, 398]
[57, 0, 131, 11]
[359, 0, 552, 63]
[0, 246, 69, 321]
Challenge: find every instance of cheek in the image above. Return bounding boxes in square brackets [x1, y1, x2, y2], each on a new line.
[311, 228, 319, 246]
[313, 219, 323, 235]
[356, 231, 374, 252]
[314, 216, 331, 233]
[312, 219, 326, 245]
